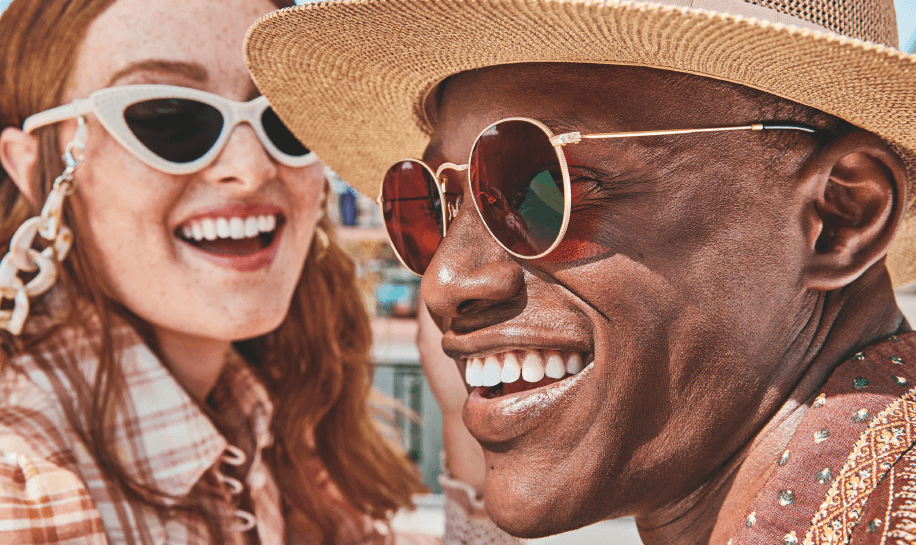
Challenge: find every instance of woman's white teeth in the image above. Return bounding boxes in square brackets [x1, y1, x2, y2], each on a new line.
[244, 217, 259, 238]
[202, 219, 217, 241]
[216, 217, 230, 238]
[258, 214, 276, 232]
[465, 350, 589, 388]
[181, 214, 278, 242]
[229, 217, 245, 239]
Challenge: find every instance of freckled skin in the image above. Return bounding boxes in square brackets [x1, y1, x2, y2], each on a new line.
[420, 64, 907, 542]
[60, 0, 323, 343]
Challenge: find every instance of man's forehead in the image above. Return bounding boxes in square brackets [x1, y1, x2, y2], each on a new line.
[425, 63, 771, 160]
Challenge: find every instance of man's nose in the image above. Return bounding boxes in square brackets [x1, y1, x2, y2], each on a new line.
[420, 192, 524, 320]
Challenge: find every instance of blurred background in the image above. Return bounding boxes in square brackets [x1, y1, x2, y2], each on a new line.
[0, 0, 914, 542]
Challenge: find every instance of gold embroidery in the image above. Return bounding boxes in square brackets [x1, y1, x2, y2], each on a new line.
[887, 463, 916, 541]
[804, 386, 916, 545]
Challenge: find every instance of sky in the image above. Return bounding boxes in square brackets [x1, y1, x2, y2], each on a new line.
[0, 0, 914, 51]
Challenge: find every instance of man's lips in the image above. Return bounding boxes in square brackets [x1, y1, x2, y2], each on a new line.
[464, 362, 594, 444]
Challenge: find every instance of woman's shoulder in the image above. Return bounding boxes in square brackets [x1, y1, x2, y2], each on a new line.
[0, 308, 138, 458]
[0, 355, 107, 543]
[0, 431, 108, 544]
[0, 360, 76, 466]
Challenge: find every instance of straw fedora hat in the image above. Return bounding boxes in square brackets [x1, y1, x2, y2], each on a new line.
[245, 0, 916, 285]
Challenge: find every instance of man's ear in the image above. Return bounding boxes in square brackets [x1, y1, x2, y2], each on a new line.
[0, 127, 40, 205]
[800, 130, 908, 291]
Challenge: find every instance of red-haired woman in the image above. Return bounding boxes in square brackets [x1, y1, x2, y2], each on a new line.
[0, 0, 427, 543]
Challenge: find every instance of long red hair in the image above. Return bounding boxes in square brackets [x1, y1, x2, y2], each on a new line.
[0, 1, 426, 543]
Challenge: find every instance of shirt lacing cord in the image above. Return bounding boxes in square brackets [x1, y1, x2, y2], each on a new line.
[219, 444, 256, 532]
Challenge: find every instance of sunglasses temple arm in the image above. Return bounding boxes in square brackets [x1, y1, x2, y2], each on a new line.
[550, 123, 816, 145]
[23, 99, 92, 134]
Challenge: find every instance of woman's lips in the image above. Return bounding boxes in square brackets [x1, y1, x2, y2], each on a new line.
[185, 223, 284, 272]
[176, 204, 285, 272]
[464, 362, 593, 445]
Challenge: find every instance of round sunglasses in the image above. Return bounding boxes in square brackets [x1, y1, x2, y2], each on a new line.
[23, 84, 317, 175]
[379, 118, 816, 276]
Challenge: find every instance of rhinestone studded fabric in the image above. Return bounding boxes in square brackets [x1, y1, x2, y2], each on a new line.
[729, 332, 916, 545]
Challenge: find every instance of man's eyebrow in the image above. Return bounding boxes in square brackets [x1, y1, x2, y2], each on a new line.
[106, 60, 209, 87]
[422, 116, 582, 162]
[422, 140, 445, 163]
[539, 116, 586, 136]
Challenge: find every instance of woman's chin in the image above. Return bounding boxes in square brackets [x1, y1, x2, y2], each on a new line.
[146, 302, 290, 344]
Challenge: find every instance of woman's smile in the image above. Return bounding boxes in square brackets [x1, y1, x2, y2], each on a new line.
[175, 202, 285, 271]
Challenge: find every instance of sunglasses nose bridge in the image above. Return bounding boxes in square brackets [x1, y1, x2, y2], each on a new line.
[434, 162, 469, 227]
[231, 100, 261, 131]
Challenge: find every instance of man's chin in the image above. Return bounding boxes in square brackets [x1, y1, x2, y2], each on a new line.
[482, 469, 605, 539]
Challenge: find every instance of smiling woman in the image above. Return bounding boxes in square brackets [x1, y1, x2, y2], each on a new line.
[0, 0, 427, 543]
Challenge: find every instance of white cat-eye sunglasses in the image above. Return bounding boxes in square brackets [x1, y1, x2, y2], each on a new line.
[23, 84, 317, 175]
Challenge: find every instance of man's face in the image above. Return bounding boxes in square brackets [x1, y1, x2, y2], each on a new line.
[420, 64, 820, 536]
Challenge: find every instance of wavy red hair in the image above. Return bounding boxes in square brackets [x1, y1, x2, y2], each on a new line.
[0, 1, 426, 543]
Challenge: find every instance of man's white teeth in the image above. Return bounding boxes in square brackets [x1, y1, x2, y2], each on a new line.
[501, 353, 521, 383]
[522, 351, 545, 383]
[466, 358, 483, 387]
[566, 353, 584, 374]
[481, 356, 502, 387]
[181, 214, 278, 242]
[545, 351, 566, 379]
[465, 350, 590, 388]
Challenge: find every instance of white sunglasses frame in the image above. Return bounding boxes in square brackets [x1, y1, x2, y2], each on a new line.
[23, 84, 318, 175]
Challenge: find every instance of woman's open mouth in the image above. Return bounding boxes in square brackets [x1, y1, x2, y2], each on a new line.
[176, 209, 285, 271]
[464, 349, 594, 398]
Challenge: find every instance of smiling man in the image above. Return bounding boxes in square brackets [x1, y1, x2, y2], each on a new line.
[246, 0, 916, 543]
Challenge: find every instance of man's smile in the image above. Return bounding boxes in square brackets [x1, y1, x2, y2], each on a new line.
[463, 360, 595, 445]
[463, 349, 593, 395]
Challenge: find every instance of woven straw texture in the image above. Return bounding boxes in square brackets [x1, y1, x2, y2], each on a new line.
[245, 0, 916, 285]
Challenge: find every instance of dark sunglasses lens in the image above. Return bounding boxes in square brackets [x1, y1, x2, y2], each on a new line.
[261, 107, 310, 157]
[124, 99, 223, 163]
[382, 161, 444, 274]
[470, 120, 566, 257]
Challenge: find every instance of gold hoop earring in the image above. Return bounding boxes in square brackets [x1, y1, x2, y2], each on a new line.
[313, 226, 330, 261]
[0, 116, 86, 335]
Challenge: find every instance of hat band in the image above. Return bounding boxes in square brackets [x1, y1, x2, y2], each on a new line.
[652, 0, 833, 35]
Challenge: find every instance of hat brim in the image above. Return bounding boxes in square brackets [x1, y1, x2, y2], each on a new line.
[245, 0, 916, 285]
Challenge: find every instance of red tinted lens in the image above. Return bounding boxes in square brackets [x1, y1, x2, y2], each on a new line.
[381, 160, 444, 274]
[470, 120, 566, 257]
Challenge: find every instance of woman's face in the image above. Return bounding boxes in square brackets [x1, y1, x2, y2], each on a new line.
[61, 0, 321, 342]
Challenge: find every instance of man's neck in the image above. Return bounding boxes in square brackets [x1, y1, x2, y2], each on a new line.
[636, 266, 907, 545]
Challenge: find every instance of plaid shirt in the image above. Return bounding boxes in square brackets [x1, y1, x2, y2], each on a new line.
[0, 317, 286, 544]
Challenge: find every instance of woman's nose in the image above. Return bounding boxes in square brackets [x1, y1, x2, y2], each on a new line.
[202, 123, 278, 190]
[420, 194, 525, 321]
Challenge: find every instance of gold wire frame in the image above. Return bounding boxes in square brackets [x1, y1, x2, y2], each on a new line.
[377, 118, 815, 275]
